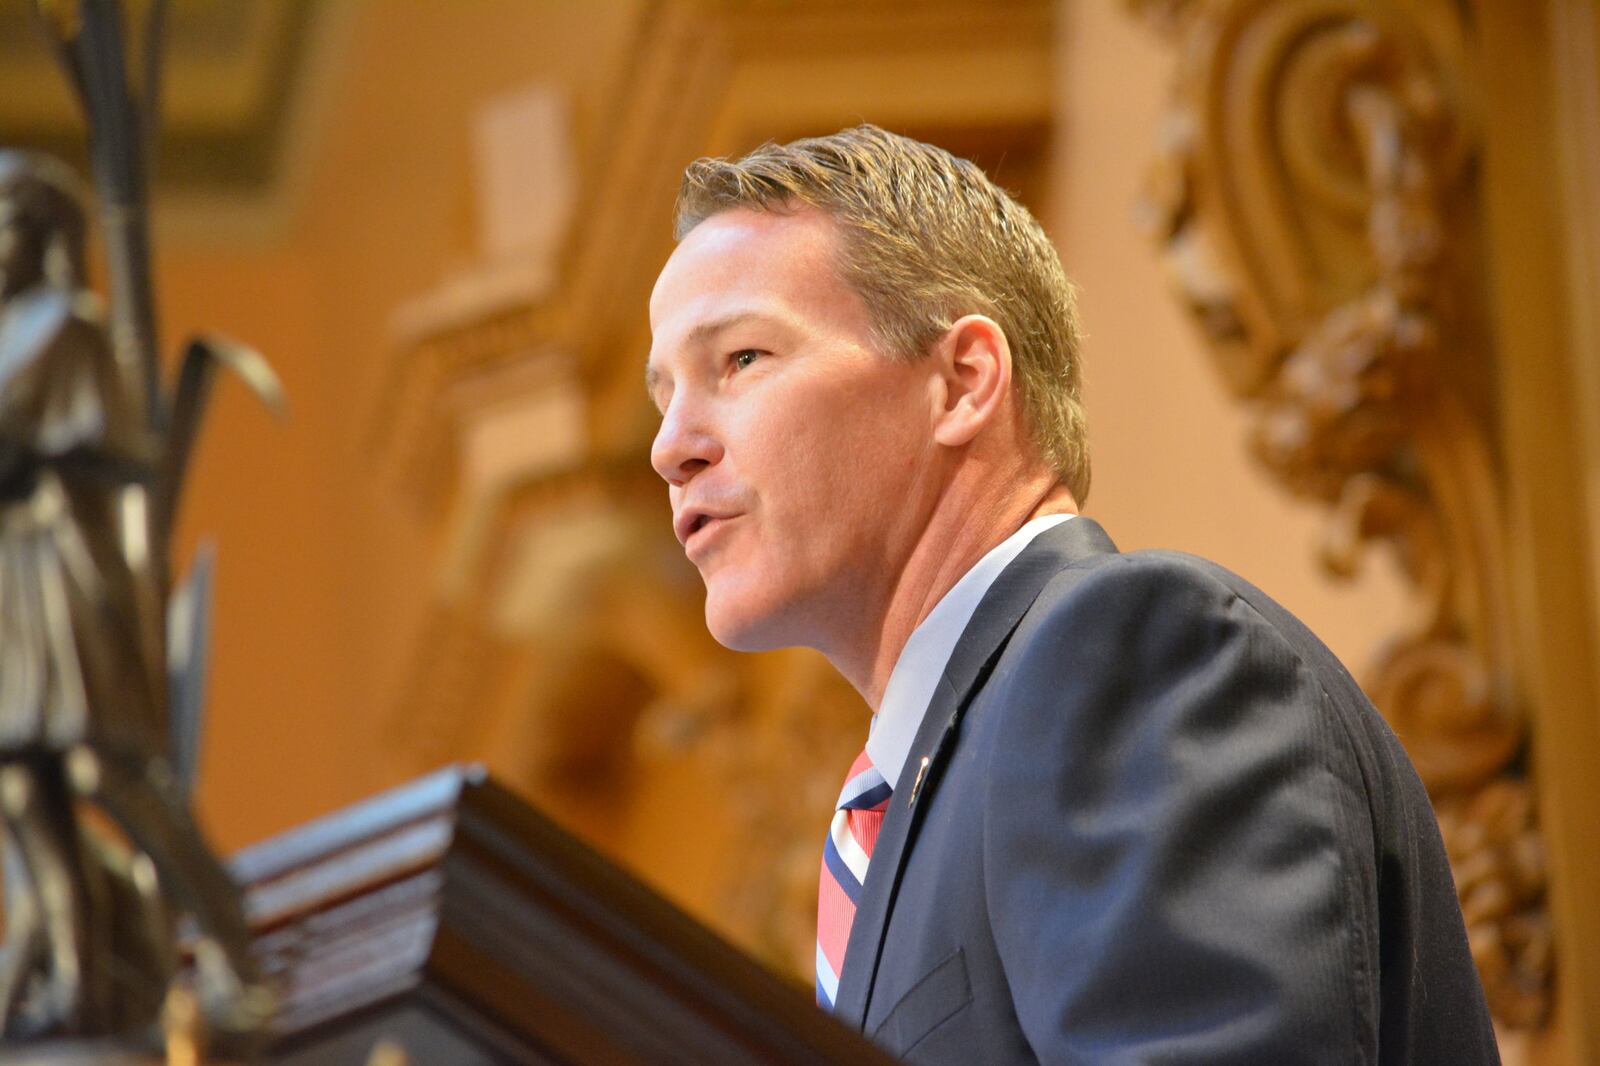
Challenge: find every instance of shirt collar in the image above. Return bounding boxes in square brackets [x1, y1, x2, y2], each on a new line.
[865, 513, 1075, 790]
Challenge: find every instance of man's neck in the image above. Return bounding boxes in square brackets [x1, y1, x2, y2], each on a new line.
[837, 477, 1077, 710]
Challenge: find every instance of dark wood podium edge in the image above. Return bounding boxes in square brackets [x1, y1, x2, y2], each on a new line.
[229, 766, 892, 1064]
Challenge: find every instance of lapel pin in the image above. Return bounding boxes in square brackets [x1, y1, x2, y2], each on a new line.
[908, 755, 931, 807]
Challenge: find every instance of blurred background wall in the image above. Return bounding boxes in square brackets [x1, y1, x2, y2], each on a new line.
[5, 1, 1598, 1062]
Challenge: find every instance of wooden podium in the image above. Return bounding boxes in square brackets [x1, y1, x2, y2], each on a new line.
[230, 766, 891, 1064]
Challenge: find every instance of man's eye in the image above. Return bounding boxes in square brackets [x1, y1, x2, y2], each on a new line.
[732, 349, 761, 370]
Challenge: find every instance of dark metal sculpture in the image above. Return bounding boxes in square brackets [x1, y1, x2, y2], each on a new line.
[0, 0, 281, 1052]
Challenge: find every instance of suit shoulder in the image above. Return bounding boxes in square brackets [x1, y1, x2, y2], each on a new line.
[1047, 544, 1268, 598]
[1029, 546, 1264, 635]
[1033, 546, 1349, 678]
[1002, 545, 1382, 760]
[1006, 542, 1391, 810]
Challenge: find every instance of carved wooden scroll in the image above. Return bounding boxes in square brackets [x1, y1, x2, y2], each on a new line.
[1129, 0, 1550, 1029]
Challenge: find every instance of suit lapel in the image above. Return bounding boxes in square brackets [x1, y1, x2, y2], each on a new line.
[831, 516, 1119, 1028]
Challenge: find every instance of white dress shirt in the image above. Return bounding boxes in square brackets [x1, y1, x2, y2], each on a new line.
[865, 514, 1075, 790]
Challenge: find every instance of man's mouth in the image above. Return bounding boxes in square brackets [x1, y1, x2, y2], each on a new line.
[686, 514, 725, 545]
[678, 509, 738, 555]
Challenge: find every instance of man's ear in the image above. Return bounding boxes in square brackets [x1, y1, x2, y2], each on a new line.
[932, 314, 1012, 448]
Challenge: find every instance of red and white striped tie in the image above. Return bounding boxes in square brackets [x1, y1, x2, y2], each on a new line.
[816, 748, 892, 1009]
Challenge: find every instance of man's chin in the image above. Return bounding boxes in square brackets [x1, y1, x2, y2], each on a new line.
[703, 595, 794, 653]
[705, 613, 785, 653]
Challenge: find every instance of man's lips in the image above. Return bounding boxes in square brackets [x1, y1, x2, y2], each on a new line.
[685, 515, 734, 557]
[674, 508, 740, 548]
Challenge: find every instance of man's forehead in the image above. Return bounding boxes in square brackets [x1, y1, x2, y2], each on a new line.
[649, 207, 841, 324]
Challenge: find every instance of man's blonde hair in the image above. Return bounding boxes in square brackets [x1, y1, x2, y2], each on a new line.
[675, 124, 1090, 502]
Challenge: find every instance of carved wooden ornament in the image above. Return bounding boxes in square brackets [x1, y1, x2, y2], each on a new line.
[1129, 0, 1550, 1029]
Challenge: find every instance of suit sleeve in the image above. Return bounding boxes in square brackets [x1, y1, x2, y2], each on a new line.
[980, 557, 1376, 1065]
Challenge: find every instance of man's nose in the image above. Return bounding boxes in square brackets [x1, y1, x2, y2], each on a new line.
[650, 400, 724, 487]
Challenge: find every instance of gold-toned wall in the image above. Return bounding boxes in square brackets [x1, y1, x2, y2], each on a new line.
[156, 2, 646, 849]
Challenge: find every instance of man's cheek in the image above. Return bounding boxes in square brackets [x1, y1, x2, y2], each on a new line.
[747, 417, 806, 460]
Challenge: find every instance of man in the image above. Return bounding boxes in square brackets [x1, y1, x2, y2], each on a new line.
[645, 126, 1497, 1064]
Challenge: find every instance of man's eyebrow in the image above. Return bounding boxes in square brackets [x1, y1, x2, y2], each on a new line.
[685, 309, 780, 346]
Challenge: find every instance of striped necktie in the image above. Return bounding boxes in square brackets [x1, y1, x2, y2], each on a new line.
[815, 748, 892, 1009]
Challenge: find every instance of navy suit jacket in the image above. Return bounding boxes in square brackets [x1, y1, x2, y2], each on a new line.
[832, 517, 1498, 1064]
